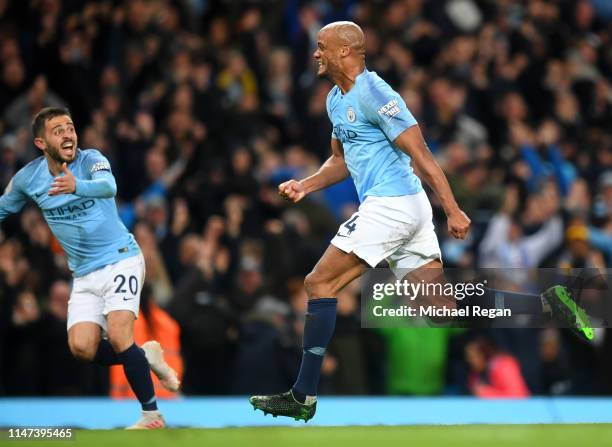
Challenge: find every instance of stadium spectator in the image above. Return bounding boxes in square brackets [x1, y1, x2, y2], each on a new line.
[479, 184, 563, 269]
[1, 0, 612, 398]
[39, 280, 103, 395]
[380, 327, 462, 396]
[3, 290, 42, 395]
[539, 328, 572, 395]
[558, 222, 607, 269]
[325, 281, 368, 395]
[229, 295, 299, 395]
[466, 337, 530, 398]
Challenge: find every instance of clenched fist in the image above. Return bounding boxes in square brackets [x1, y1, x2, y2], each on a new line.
[278, 179, 306, 203]
[447, 209, 471, 240]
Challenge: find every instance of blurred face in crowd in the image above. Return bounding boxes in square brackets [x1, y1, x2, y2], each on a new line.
[13, 291, 40, 325]
[465, 342, 486, 373]
[146, 199, 167, 230]
[28, 76, 49, 107]
[508, 220, 523, 242]
[179, 234, 202, 266]
[540, 329, 561, 362]
[240, 270, 262, 294]
[3, 58, 24, 88]
[210, 17, 229, 47]
[34, 115, 78, 164]
[146, 150, 166, 180]
[127, 0, 151, 32]
[502, 93, 527, 122]
[232, 148, 252, 175]
[575, 0, 594, 29]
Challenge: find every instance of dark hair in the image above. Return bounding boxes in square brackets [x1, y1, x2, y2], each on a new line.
[31, 107, 72, 138]
[468, 336, 500, 362]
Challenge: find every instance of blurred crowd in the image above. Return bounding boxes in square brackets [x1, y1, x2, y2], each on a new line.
[1, 0, 612, 399]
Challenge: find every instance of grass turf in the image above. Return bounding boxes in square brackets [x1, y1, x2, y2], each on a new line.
[4, 425, 612, 447]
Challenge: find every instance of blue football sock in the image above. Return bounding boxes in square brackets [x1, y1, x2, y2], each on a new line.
[93, 339, 122, 366]
[117, 343, 157, 411]
[292, 298, 337, 402]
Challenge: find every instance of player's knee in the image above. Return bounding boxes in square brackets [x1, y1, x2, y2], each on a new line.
[106, 311, 135, 353]
[68, 337, 97, 361]
[107, 329, 133, 353]
[304, 271, 336, 298]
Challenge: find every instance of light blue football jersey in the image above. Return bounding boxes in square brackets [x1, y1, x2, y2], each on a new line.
[0, 148, 140, 277]
[327, 68, 422, 202]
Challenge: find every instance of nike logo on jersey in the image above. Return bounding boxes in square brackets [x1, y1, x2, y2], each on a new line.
[34, 192, 45, 198]
[123, 297, 134, 301]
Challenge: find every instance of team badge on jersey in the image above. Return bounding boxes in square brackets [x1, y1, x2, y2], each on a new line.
[347, 107, 356, 123]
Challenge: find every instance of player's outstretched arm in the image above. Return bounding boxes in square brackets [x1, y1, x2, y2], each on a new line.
[279, 138, 349, 203]
[0, 175, 28, 221]
[394, 125, 471, 239]
[49, 162, 117, 198]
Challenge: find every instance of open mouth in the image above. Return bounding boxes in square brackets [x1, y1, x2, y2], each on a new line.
[61, 141, 75, 156]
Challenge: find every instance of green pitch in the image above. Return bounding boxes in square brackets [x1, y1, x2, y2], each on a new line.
[4, 425, 612, 447]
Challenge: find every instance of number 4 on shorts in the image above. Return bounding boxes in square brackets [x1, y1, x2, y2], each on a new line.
[344, 215, 359, 235]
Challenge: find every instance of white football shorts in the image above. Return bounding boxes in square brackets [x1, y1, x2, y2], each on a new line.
[331, 190, 442, 274]
[67, 253, 146, 332]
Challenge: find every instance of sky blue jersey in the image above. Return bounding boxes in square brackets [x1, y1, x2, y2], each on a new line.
[0, 148, 139, 277]
[327, 68, 422, 202]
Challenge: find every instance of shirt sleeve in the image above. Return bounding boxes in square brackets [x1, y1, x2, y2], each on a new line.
[0, 175, 28, 221]
[483, 356, 530, 398]
[74, 150, 117, 198]
[479, 213, 510, 258]
[327, 89, 339, 140]
[520, 216, 563, 266]
[359, 80, 417, 142]
[83, 150, 113, 179]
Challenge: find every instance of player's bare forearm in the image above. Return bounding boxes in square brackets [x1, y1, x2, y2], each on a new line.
[414, 153, 459, 215]
[395, 126, 458, 213]
[394, 125, 471, 239]
[279, 138, 349, 202]
[301, 153, 349, 195]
